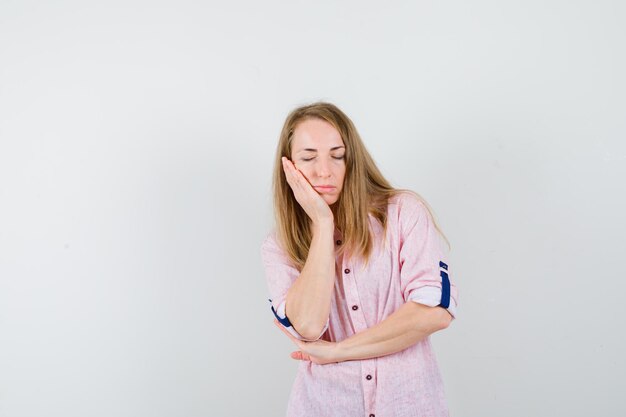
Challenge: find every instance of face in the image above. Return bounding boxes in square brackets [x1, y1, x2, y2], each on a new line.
[290, 118, 347, 206]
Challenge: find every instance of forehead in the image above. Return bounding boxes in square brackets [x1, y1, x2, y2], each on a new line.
[291, 118, 344, 151]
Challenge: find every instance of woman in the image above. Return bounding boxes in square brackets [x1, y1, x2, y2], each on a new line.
[261, 102, 459, 417]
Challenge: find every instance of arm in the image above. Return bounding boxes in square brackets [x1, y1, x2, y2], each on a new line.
[274, 301, 453, 365]
[275, 195, 459, 362]
[284, 220, 336, 340]
[336, 302, 452, 362]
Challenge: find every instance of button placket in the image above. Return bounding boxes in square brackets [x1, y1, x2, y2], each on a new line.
[362, 364, 377, 417]
[342, 259, 376, 417]
[344, 262, 367, 333]
[344, 266, 361, 324]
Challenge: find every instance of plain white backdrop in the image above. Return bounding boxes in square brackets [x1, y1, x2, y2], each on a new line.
[1, 1, 625, 416]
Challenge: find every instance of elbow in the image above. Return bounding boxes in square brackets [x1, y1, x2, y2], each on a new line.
[409, 302, 452, 334]
[300, 329, 323, 341]
[418, 305, 452, 333]
[294, 322, 326, 341]
[434, 307, 453, 331]
[284, 301, 329, 341]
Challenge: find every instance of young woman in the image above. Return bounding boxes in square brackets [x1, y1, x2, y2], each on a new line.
[261, 102, 459, 417]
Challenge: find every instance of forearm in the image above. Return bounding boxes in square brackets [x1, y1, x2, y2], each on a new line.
[285, 220, 335, 338]
[337, 302, 452, 362]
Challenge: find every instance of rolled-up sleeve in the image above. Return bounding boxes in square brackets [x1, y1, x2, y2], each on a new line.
[261, 234, 329, 341]
[398, 196, 459, 319]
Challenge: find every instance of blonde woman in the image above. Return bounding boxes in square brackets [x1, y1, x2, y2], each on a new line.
[261, 102, 459, 417]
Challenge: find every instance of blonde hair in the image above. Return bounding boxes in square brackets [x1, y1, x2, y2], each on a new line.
[272, 101, 449, 270]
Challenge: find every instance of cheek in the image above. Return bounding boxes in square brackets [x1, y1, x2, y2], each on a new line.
[337, 166, 347, 183]
[294, 164, 313, 181]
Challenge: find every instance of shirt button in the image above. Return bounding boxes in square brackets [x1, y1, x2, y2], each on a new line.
[369, 414, 375, 417]
[366, 374, 372, 380]
[336, 239, 342, 245]
[352, 305, 359, 311]
[344, 268, 351, 274]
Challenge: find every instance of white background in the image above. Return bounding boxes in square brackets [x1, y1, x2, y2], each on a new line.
[1, 1, 625, 416]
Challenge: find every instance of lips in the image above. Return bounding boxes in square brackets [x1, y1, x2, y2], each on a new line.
[314, 185, 336, 191]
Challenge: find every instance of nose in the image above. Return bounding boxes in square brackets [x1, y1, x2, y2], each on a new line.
[314, 158, 331, 178]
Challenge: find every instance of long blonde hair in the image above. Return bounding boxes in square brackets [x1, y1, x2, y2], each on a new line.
[272, 101, 449, 270]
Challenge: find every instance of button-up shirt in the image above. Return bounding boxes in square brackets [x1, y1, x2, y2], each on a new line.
[261, 192, 459, 417]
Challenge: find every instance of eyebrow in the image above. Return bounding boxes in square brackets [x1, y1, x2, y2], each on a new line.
[297, 146, 346, 153]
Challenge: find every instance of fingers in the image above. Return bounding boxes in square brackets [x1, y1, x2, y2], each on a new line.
[273, 319, 313, 362]
[280, 156, 333, 224]
[281, 157, 300, 189]
[282, 157, 310, 189]
[281, 157, 299, 192]
[291, 351, 310, 361]
[281, 156, 294, 178]
[282, 157, 321, 204]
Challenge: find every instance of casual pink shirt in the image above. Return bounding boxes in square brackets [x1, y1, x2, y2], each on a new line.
[261, 192, 459, 417]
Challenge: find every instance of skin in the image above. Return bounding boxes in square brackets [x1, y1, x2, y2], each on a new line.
[284, 117, 347, 221]
[280, 118, 345, 339]
[274, 302, 451, 365]
[279, 118, 452, 364]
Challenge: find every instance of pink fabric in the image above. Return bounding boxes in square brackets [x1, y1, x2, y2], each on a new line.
[261, 192, 459, 417]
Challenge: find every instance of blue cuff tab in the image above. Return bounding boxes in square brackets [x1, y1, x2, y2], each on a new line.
[269, 299, 292, 327]
[439, 270, 451, 308]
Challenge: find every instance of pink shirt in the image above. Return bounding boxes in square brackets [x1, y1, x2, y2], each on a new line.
[261, 192, 459, 417]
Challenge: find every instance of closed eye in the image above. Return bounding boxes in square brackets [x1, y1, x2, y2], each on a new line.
[301, 156, 345, 162]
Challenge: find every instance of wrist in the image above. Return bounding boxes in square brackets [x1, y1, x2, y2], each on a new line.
[335, 340, 353, 362]
[312, 218, 334, 233]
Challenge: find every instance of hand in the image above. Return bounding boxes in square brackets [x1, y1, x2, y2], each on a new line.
[273, 319, 345, 365]
[281, 157, 334, 226]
